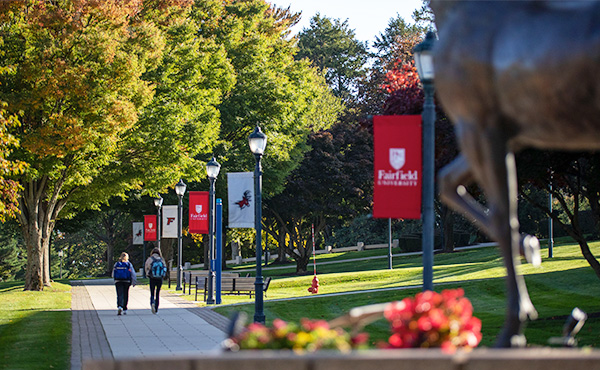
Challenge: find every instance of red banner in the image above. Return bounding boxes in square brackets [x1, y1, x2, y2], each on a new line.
[189, 191, 209, 234]
[373, 115, 422, 219]
[144, 215, 157, 241]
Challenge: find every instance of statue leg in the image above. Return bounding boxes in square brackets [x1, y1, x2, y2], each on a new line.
[439, 121, 537, 347]
[438, 153, 541, 266]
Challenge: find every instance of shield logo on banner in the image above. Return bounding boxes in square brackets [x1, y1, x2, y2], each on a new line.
[389, 148, 406, 170]
[195, 205, 202, 214]
[149, 223, 153, 228]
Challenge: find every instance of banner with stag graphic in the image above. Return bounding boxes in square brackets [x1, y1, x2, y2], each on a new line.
[227, 172, 254, 228]
[132, 222, 144, 245]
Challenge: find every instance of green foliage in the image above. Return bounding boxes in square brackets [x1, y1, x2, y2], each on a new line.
[296, 14, 369, 103]
[197, 0, 342, 197]
[0, 221, 25, 282]
[264, 122, 373, 271]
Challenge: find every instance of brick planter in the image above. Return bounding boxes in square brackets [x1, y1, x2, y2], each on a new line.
[83, 348, 600, 370]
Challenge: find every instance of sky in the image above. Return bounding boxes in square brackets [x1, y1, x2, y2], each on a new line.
[273, 0, 424, 44]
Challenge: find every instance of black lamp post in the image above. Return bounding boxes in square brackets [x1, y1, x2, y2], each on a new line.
[414, 31, 436, 292]
[154, 195, 163, 251]
[175, 179, 187, 291]
[206, 157, 221, 304]
[249, 125, 267, 323]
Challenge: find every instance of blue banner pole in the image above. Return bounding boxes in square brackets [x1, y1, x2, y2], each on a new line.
[216, 198, 223, 304]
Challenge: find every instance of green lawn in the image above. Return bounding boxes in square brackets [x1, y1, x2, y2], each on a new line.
[0, 239, 595, 370]
[0, 281, 71, 370]
[213, 241, 600, 348]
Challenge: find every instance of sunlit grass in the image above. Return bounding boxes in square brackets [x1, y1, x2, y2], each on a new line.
[213, 241, 600, 348]
[0, 281, 71, 370]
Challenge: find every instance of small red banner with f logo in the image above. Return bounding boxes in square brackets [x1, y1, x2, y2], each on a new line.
[373, 115, 422, 219]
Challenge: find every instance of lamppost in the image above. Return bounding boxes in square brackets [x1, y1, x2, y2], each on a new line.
[206, 157, 221, 304]
[175, 179, 187, 291]
[414, 31, 436, 292]
[154, 195, 163, 251]
[249, 125, 267, 323]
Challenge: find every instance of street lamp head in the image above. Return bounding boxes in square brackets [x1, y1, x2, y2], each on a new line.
[153, 194, 163, 208]
[175, 179, 187, 197]
[414, 31, 436, 82]
[206, 157, 221, 179]
[248, 125, 267, 155]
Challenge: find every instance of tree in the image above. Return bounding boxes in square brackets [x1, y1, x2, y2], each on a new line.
[296, 14, 369, 103]
[264, 121, 373, 272]
[195, 0, 342, 195]
[0, 0, 231, 290]
[380, 42, 461, 252]
[517, 150, 600, 279]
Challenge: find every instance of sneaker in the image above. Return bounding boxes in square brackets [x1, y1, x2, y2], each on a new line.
[117, 306, 122, 316]
[151, 304, 156, 314]
[123, 310, 127, 315]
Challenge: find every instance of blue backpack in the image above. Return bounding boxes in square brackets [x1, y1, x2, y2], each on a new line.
[150, 258, 166, 279]
[113, 261, 131, 280]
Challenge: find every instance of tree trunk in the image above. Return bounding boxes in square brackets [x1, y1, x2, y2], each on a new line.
[276, 225, 287, 262]
[442, 205, 455, 252]
[23, 224, 44, 291]
[19, 175, 67, 291]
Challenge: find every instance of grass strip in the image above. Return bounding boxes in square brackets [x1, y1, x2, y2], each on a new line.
[0, 281, 71, 370]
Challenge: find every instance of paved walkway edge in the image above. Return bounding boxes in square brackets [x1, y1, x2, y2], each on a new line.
[71, 281, 112, 370]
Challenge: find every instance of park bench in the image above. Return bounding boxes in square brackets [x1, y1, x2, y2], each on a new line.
[199, 276, 272, 301]
[185, 271, 239, 296]
[168, 269, 240, 290]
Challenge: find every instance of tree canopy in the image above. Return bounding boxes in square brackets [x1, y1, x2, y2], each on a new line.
[0, 0, 229, 290]
[296, 14, 369, 103]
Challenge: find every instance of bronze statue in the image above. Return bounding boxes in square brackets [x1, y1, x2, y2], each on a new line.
[431, 0, 600, 347]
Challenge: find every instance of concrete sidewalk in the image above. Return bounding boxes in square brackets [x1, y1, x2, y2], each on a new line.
[71, 279, 228, 370]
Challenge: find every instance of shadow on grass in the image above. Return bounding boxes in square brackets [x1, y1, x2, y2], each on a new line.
[0, 310, 70, 370]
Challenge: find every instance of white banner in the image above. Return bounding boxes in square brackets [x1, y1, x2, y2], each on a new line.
[162, 205, 178, 238]
[228, 172, 255, 228]
[132, 222, 144, 245]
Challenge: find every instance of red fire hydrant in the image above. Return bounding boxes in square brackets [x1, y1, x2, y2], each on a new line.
[307, 275, 319, 294]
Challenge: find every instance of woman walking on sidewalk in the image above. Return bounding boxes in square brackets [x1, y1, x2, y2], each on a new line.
[145, 248, 167, 314]
[112, 252, 137, 316]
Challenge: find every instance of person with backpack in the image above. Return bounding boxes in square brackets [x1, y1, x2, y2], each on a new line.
[144, 248, 167, 314]
[112, 252, 137, 316]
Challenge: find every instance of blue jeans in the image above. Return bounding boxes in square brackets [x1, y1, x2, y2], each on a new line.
[149, 278, 162, 311]
[115, 281, 131, 310]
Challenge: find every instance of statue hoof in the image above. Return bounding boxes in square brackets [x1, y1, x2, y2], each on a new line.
[522, 235, 541, 267]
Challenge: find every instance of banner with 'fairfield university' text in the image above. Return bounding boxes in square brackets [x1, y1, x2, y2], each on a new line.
[144, 216, 157, 241]
[373, 115, 422, 219]
[189, 191, 209, 234]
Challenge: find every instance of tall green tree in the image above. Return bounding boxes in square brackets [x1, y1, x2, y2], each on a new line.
[194, 0, 342, 191]
[0, 0, 233, 290]
[296, 14, 369, 103]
